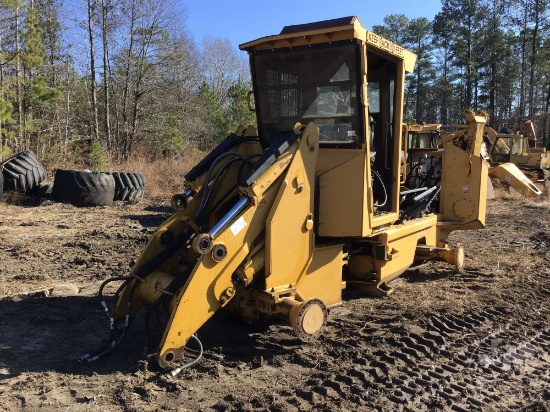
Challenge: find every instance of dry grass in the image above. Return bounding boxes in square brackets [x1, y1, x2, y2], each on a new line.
[519, 180, 550, 210]
[106, 148, 204, 197]
[491, 178, 550, 211]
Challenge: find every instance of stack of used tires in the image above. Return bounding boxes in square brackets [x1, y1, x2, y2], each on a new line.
[111, 172, 146, 201]
[51, 170, 146, 207]
[0, 150, 48, 201]
[52, 170, 116, 207]
[0, 150, 146, 207]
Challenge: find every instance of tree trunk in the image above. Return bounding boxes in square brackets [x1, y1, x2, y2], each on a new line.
[518, 6, 528, 130]
[415, 37, 421, 123]
[87, 0, 100, 143]
[528, 0, 540, 120]
[465, 21, 473, 108]
[64, 55, 71, 158]
[16, 4, 23, 150]
[130, 42, 146, 158]
[441, 44, 449, 125]
[25, 66, 30, 149]
[542, 82, 550, 147]
[101, 0, 111, 151]
[121, 0, 136, 161]
[0, 29, 3, 161]
[489, 62, 496, 123]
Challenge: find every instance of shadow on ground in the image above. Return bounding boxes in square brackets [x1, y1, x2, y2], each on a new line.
[0, 293, 278, 379]
[121, 213, 170, 228]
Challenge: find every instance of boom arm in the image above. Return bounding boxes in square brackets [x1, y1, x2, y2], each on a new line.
[114, 123, 321, 368]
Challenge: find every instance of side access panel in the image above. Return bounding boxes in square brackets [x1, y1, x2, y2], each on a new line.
[439, 143, 488, 223]
[295, 244, 344, 307]
[317, 153, 367, 237]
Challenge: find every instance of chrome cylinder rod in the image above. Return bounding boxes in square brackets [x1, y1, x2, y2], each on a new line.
[208, 196, 250, 238]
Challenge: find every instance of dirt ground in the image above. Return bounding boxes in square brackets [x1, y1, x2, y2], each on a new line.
[0, 189, 549, 411]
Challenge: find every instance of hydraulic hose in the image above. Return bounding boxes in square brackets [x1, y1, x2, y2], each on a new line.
[81, 277, 141, 362]
[195, 152, 247, 221]
[372, 169, 388, 208]
[98, 276, 131, 303]
[170, 334, 204, 377]
[196, 156, 247, 222]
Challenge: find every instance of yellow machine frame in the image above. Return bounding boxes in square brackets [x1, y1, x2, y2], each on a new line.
[94, 17, 492, 370]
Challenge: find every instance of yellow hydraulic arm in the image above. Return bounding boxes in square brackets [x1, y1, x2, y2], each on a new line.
[157, 129, 315, 366]
[103, 123, 322, 369]
[489, 163, 542, 198]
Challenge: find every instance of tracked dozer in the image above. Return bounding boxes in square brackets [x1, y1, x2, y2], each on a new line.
[85, 17, 493, 371]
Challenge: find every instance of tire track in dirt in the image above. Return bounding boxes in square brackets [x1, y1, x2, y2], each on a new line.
[276, 307, 550, 411]
[1, 198, 549, 411]
[217, 294, 549, 412]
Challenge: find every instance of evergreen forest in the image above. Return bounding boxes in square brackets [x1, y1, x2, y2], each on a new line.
[0, 0, 549, 173]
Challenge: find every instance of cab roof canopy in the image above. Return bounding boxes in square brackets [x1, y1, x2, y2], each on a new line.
[239, 16, 417, 73]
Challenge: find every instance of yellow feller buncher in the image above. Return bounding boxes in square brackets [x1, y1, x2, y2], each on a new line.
[84, 17, 496, 371]
[483, 125, 550, 182]
[438, 125, 542, 198]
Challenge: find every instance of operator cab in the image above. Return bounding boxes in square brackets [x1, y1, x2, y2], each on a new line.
[252, 41, 362, 147]
[491, 136, 530, 164]
[241, 17, 416, 237]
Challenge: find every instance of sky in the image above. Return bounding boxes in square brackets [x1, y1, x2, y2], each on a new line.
[183, 0, 443, 49]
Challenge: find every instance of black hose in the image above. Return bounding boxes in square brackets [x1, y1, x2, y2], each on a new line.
[185, 136, 259, 182]
[196, 157, 247, 221]
[237, 154, 261, 181]
[195, 152, 247, 221]
[81, 277, 141, 362]
[98, 276, 131, 302]
[206, 154, 260, 218]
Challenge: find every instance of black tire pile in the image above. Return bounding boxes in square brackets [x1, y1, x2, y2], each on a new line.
[52, 170, 116, 207]
[1, 150, 145, 207]
[112, 172, 146, 201]
[1, 150, 47, 193]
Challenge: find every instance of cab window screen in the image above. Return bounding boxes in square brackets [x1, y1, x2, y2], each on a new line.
[253, 42, 361, 146]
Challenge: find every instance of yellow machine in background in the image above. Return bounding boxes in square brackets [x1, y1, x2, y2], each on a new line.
[84, 17, 493, 371]
[439, 123, 543, 198]
[483, 125, 550, 181]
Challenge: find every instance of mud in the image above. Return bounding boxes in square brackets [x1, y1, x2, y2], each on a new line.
[0, 192, 549, 411]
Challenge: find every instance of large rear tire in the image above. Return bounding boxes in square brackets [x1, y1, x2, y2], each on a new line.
[1, 150, 47, 192]
[52, 169, 115, 207]
[112, 172, 146, 201]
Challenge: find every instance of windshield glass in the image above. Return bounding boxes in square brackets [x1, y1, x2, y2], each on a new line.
[252, 42, 361, 146]
[494, 137, 528, 155]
